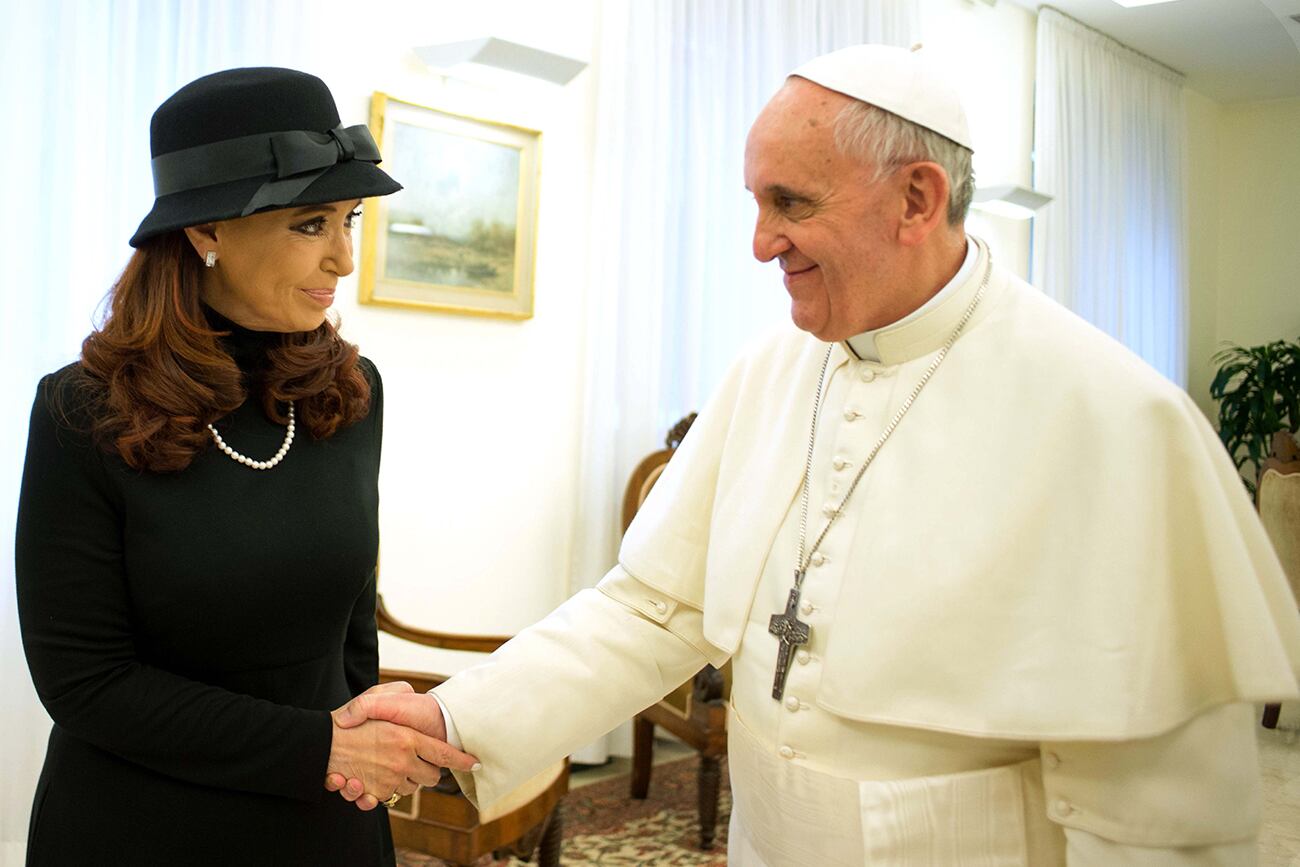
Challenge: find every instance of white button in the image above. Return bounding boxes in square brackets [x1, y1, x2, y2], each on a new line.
[810, 552, 826, 567]
[843, 409, 861, 421]
[832, 457, 849, 470]
[652, 600, 668, 614]
[784, 696, 800, 711]
[1045, 752, 1061, 770]
[860, 368, 876, 382]
[778, 746, 795, 759]
[796, 650, 811, 665]
[799, 600, 814, 616]
[822, 502, 837, 517]
[1053, 799, 1073, 817]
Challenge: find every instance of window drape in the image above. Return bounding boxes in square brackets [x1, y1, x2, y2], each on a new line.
[0, 3, 312, 860]
[1031, 7, 1188, 386]
[566, 0, 917, 761]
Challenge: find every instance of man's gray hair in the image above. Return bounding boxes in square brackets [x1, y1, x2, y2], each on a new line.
[832, 100, 974, 225]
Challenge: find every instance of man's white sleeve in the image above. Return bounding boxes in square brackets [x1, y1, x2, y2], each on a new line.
[431, 565, 713, 809]
[429, 693, 462, 751]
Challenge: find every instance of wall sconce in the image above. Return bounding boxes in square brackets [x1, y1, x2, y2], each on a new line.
[415, 37, 588, 87]
[971, 184, 1053, 220]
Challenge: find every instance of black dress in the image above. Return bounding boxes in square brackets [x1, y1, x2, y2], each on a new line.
[15, 311, 395, 866]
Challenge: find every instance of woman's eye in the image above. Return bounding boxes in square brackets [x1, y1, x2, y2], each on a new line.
[345, 208, 362, 229]
[294, 218, 326, 235]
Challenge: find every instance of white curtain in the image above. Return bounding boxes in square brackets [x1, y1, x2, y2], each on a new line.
[567, 0, 917, 760]
[1031, 7, 1188, 386]
[0, 3, 314, 861]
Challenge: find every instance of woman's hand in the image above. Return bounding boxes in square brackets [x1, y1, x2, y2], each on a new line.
[323, 682, 479, 810]
[324, 681, 446, 810]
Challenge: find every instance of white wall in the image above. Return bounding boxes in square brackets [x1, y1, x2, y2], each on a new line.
[1184, 94, 1300, 422]
[1214, 97, 1300, 355]
[1184, 88, 1224, 420]
[283, 2, 602, 671]
[920, 0, 1038, 278]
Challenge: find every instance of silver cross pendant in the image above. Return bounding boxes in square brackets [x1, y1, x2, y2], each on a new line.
[768, 580, 811, 700]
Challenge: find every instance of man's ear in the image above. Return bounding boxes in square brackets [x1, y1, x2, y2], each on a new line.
[182, 223, 219, 261]
[897, 162, 950, 248]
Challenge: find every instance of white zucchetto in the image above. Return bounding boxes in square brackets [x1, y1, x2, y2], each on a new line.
[791, 44, 973, 151]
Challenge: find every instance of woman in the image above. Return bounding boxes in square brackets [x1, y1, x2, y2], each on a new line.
[15, 67, 473, 865]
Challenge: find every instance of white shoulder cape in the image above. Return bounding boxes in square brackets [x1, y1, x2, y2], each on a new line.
[621, 260, 1300, 740]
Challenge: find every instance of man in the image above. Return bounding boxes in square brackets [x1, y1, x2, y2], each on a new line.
[328, 45, 1300, 864]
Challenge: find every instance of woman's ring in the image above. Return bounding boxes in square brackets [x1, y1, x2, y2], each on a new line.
[381, 792, 401, 808]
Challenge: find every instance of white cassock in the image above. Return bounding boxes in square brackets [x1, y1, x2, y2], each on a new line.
[434, 238, 1300, 865]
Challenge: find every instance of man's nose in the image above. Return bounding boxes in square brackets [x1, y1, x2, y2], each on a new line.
[752, 217, 790, 263]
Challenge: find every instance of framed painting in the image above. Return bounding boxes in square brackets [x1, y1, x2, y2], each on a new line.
[359, 92, 541, 319]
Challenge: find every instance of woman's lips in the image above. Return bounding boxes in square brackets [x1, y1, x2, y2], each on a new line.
[299, 288, 335, 307]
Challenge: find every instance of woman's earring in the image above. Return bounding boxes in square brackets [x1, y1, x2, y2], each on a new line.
[205, 251, 218, 268]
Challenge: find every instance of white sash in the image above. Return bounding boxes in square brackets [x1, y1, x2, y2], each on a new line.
[726, 704, 1064, 866]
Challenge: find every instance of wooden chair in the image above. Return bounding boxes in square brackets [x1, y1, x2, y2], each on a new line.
[376, 595, 567, 866]
[1258, 431, 1300, 729]
[624, 414, 731, 850]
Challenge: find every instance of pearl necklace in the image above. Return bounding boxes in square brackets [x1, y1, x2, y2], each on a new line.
[208, 403, 296, 470]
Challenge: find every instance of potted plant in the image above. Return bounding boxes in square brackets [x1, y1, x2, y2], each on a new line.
[1209, 338, 1300, 496]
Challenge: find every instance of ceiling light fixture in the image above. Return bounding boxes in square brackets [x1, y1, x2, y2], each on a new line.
[971, 184, 1053, 221]
[415, 37, 588, 87]
[1110, 0, 1183, 8]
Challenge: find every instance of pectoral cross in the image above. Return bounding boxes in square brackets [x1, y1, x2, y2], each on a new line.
[768, 581, 810, 701]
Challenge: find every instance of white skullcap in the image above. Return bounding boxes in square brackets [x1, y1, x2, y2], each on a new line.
[790, 44, 973, 151]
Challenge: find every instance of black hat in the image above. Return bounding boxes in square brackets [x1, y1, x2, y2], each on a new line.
[130, 67, 401, 247]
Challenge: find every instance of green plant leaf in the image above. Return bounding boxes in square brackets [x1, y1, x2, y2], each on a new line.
[1209, 336, 1300, 494]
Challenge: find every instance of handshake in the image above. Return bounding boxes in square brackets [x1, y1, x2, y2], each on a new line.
[324, 682, 479, 810]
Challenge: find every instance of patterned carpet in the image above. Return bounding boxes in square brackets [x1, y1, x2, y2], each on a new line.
[396, 756, 730, 866]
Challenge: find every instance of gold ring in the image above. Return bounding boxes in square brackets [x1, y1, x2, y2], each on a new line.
[381, 792, 401, 808]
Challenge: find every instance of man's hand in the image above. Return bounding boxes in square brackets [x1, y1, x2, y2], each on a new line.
[336, 689, 450, 738]
[324, 686, 479, 810]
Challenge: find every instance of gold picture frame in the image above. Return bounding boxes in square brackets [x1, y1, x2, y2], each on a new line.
[359, 92, 541, 320]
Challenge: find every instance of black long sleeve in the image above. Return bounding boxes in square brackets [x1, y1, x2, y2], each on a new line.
[344, 369, 384, 698]
[16, 373, 334, 801]
[16, 329, 390, 865]
[344, 569, 382, 697]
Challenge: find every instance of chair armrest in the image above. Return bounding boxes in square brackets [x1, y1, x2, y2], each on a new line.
[622, 449, 674, 533]
[378, 667, 447, 695]
[377, 594, 512, 653]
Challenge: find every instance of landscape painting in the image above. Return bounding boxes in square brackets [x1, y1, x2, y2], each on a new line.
[359, 94, 540, 319]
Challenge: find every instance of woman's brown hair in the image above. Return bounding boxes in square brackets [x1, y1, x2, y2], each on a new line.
[74, 231, 370, 473]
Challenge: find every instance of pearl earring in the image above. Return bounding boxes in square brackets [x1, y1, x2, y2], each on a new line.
[205, 251, 217, 268]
